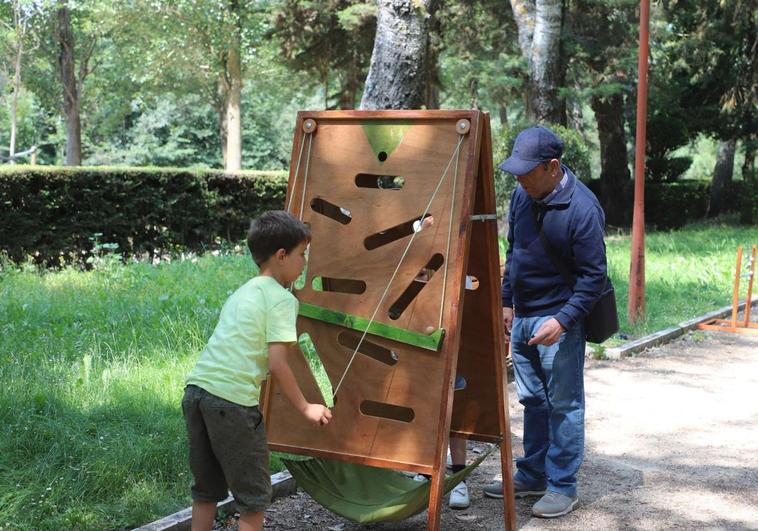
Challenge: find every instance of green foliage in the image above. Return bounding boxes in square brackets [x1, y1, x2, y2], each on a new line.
[271, 1, 376, 109]
[86, 95, 221, 167]
[645, 100, 693, 181]
[661, 0, 757, 139]
[733, 178, 758, 224]
[437, 1, 524, 116]
[0, 166, 288, 266]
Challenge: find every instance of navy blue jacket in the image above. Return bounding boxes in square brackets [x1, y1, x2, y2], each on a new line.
[501, 166, 607, 331]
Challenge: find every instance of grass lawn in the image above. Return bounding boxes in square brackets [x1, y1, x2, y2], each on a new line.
[0, 221, 756, 530]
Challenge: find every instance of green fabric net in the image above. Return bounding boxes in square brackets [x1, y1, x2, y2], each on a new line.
[283, 444, 496, 524]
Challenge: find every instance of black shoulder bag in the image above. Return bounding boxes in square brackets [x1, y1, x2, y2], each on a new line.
[534, 206, 619, 344]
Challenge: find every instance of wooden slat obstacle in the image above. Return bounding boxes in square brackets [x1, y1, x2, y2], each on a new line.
[698, 245, 758, 334]
[261, 110, 516, 530]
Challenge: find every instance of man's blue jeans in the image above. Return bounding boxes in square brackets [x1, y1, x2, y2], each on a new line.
[511, 315, 585, 497]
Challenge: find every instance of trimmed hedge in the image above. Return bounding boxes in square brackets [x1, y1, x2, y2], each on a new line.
[2, 166, 754, 267]
[0, 166, 288, 266]
[584, 178, 757, 229]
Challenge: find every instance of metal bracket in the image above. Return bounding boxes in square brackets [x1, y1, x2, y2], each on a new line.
[470, 214, 498, 222]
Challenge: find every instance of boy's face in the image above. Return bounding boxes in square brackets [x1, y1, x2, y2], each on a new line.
[280, 241, 308, 284]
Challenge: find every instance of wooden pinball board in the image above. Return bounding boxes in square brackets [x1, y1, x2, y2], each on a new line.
[262, 110, 506, 472]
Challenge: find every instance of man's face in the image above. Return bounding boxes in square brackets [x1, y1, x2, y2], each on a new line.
[516, 159, 560, 199]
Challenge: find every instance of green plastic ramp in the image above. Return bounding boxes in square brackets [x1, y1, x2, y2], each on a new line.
[283, 444, 495, 524]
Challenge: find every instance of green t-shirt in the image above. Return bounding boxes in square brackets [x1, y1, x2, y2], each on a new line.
[186, 275, 298, 407]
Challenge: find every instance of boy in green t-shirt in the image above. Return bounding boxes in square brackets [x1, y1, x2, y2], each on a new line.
[182, 210, 332, 531]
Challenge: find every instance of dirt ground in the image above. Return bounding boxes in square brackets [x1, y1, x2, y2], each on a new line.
[225, 328, 758, 530]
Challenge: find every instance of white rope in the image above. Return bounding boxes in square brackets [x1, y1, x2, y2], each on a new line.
[297, 133, 314, 221]
[439, 136, 463, 328]
[332, 135, 465, 399]
[286, 132, 308, 213]
[287, 132, 313, 293]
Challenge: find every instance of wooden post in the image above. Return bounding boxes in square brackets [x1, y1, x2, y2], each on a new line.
[628, 0, 650, 324]
[743, 246, 756, 327]
[730, 246, 743, 328]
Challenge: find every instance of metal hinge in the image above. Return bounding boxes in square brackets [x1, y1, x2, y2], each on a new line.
[470, 214, 498, 222]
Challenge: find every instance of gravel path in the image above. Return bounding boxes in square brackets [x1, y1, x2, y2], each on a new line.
[225, 328, 758, 530]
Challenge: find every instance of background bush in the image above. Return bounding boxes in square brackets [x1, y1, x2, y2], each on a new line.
[0, 166, 288, 266]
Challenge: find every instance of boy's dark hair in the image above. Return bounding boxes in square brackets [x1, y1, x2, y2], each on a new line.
[247, 210, 310, 266]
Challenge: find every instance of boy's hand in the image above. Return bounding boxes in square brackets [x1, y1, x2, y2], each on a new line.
[502, 307, 514, 338]
[302, 403, 332, 426]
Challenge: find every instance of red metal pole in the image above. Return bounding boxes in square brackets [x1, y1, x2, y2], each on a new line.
[628, 0, 650, 324]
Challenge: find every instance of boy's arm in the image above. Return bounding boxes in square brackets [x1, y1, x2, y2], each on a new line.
[269, 342, 332, 426]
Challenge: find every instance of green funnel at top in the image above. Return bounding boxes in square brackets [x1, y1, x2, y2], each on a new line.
[361, 120, 412, 162]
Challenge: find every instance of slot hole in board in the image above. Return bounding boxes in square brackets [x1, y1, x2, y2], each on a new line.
[312, 276, 366, 295]
[388, 254, 445, 320]
[337, 331, 398, 366]
[364, 214, 433, 250]
[360, 400, 414, 423]
[311, 197, 352, 224]
[355, 174, 405, 190]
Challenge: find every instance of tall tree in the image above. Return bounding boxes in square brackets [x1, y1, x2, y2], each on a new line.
[436, 0, 523, 119]
[44, 0, 111, 166]
[707, 139, 737, 217]
[662, 0, 757, 211]
[2, 0, 37, 163]
[125, 0, 264, 170]
[569, 0, 638, 224]
[360, 0, 435, 110]
[272, 1, 376, 110]
[509, 0, 566, 124]
[225, 0, 243, 171]
[55, 2, 83, 165]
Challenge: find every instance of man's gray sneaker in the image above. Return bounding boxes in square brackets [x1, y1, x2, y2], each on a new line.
[531, 491, 578, 518]
[482, 479, 547, 499]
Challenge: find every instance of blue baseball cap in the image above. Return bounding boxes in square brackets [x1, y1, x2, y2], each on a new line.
[498, 126, 564, 176]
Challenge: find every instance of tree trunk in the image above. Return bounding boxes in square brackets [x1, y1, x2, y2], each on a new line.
[530, 0, 564, 123]
[424, 8, 441, 109]
[56, 4, 82, 166]
[225, 47, 242, 171]
[742, 138, 756, 181]
[510, 0, 565, 124]
[498, 105, 509, 127]
[9, 38, 23, 164]
[360, 0, 432, 110]
[337, 51, 360, 109]
[224, 3, 243, 172]
[567, 87, 583, 132]
[510, 0, 534, 60]
[592, 93, 631, 226]
[217, 80, 228, 168]
[708, 139, 737, 217]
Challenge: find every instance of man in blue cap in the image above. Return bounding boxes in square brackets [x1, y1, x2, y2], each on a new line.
[483, 126, 607, 518]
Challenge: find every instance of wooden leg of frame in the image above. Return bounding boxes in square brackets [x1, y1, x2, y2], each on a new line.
[427, 463, 445, 531]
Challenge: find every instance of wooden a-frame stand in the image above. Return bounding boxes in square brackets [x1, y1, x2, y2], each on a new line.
[261, 110, 516, 530]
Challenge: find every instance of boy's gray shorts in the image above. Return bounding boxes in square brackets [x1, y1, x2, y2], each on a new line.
[182, 385, 272, 514]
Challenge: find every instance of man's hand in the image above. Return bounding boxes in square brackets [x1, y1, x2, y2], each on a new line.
[302, 403, 332, 426]
[527, 317, 564, 346]
[502, 307, 514, 338]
